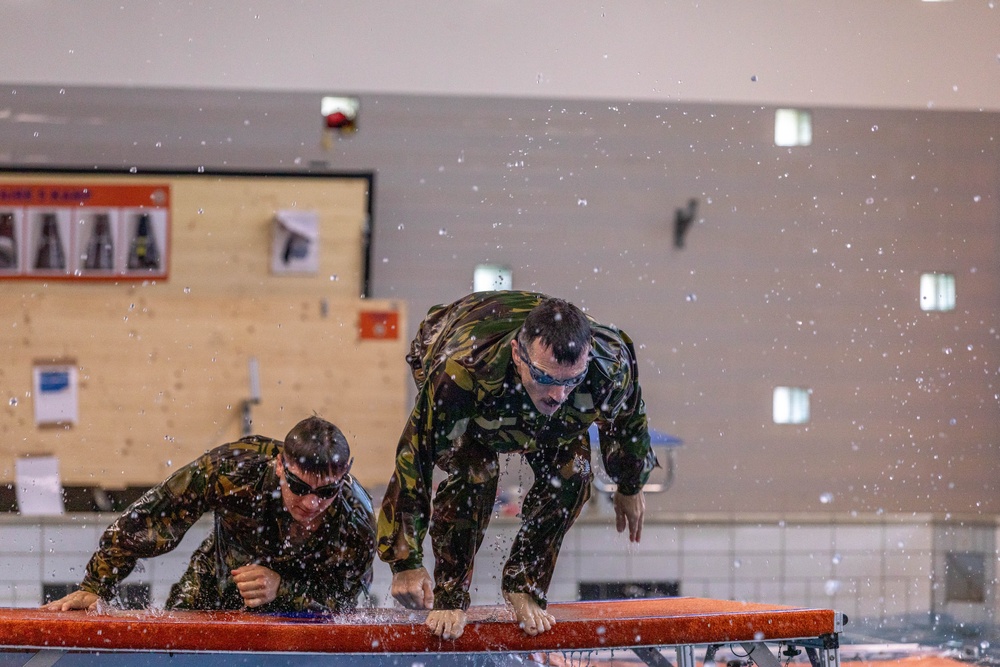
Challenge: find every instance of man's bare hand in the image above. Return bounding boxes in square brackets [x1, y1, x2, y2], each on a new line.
[40, 590, 99, 612]
[426, 609, 467, 640]
[232, 564, 281, 608]
[504, 591, 555, 636]
[613, 489, 645, 543]
[391, 567, 435, 610]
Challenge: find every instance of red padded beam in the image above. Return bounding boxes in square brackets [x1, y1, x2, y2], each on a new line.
[0, 598, 839, 655]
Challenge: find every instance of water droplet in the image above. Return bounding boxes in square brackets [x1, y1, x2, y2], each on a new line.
[685, 293, 697, 302]
[9, 397, 17, 406]
[819, 492, 833, 504]
[577, 198, 588, 206]
[397, 223, 405, 231]
[183, 287, 191, 294]
[438, 228, 447, 236]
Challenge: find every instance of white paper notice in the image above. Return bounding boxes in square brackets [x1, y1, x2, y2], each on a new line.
[33, 363, 78, 426]
[15, 456, 65, 516]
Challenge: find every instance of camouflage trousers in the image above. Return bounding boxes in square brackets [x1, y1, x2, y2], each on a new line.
[400, 434, 593, 611]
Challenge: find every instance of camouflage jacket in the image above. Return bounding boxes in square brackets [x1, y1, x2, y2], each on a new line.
[379, 290, 656, 573]
[80, 436, 376, 613]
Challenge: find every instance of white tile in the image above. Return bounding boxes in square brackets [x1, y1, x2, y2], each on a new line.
[0, 555, 41, 581]
[549, 552, 577, 586]
[630, 553, 681, 580]
[828, 592, 859, 622]
[471, 564, 504, 590]
[640, 525, 682, 552]
[40, 523, 102, 554]
[884, 524, 932, 551]
[784, 525, 833, 551]
[785, 552, 834, 579]
[705, 580, 731, 600]
[577, 553, 629, 581]
[576, 524, 637, 554]
[367, 558, 393, 607]
[0, 585, 16, 607]
[754, 580, 785, 606]
[730, 553, 780, 579]
[682, 579, 711, 598]
[832, 551, 883, 578]
[0, 526, 42, 553]
[854, 593, 886, 620]
[885, 549, 933, 577]
[906, 577, 932, 611]
[732, 580, 759, 603]
[782, 579, 810, 607]
[681, 525, 731, 552]
[149, 582, 175, 608]
[682, 553, 732, 579]
[733, 525, 782, 552]
[13, 582, 42, 607]
[546, 581, 578, 603]
[881, 579, 913, 616]
[41, 555, 88, 582]
[833, 525, 882, 551]
[808, 579, 836, 607]
[468, 578, 502, 606]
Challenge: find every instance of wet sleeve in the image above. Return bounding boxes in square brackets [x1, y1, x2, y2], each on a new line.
[376, 365, 475, 574]
[597, 346, 658, 496]
[79, 454, 216, 599]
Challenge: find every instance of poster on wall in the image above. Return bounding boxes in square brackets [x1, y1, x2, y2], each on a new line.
[32, 361, 79, 426]
[14, 455, 65, 516]
[0, 183, 170, 281]
[271, 210, 319, 274]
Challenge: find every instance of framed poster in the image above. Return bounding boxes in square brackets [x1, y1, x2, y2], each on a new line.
[0, 183, 170, 281]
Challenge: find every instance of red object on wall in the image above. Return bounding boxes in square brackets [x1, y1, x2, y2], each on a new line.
[325, 111, 354, 130]
[359, 311, 399, 340]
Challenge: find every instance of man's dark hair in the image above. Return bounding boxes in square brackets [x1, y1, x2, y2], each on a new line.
[518, 298, 592, 365]
[282, 416, 351, 476]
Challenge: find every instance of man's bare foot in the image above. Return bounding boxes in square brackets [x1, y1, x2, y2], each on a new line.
[426, 609, 467, 640]
[504, 591, 555, 636]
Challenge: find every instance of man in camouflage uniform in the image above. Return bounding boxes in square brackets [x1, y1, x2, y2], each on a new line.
[378, 291, 656, 640]
[42, 416, 375, 614]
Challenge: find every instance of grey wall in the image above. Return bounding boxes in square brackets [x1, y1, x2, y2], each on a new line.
[2, 85, 997, 518]
[2, 2, 999, 113]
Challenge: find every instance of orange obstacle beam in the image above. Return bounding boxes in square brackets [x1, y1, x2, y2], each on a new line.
[0, 598, 842, 655]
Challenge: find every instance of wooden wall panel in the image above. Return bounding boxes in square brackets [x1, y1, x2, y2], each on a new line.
[0, 172, 407, 488]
